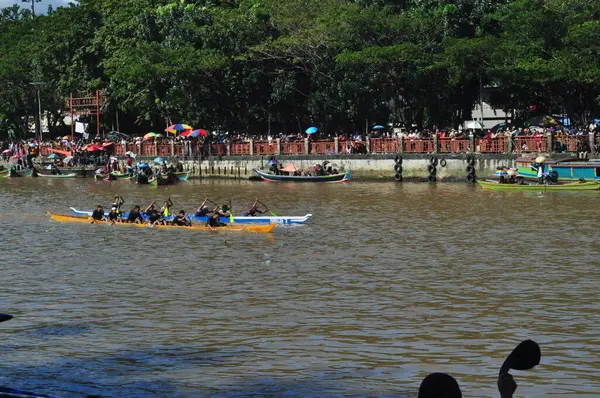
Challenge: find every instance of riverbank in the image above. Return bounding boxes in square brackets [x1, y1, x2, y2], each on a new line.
[2, 152, 587, 181]
[138, 153, 579, 180]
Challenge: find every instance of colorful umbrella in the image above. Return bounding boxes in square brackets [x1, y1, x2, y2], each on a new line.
[138, 163, 150, 169]
[181, 129, 208, 138]
[305, 127, 318, 134]
[154, 157, 165, 164]
[165, 124, 193, 134]
[372, 125, 385, 130]
[144, 132, 158, 139]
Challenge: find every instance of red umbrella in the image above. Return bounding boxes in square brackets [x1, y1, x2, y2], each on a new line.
[85, 144, 103, 152]
[181, 129, 208, 138]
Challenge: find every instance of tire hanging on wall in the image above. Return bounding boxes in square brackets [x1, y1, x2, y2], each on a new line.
[394, 163, 402, 173]
[427, 164, 436, 174]
[466, 165, 475, 174]
[466, 174, 475, 183]
[440, 159, 447, 167]
[394, 154, 403, 165]
[428, 174, 436, 182]
[395, 173, 403, 182]
[467, 155, 475, 166]
[428, 156, 438, 166]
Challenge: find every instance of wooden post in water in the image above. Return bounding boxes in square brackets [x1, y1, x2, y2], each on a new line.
[590, 133, 596, 156]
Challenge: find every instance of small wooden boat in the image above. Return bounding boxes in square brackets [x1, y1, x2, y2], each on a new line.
[0, 169, 8, 176]
[255, 169, 351, 182]
[33, 172, 78, 178]
[477, 180, 600, 191]
[0, 385, 58, 398]
[70, 207, 312, 225]
[109, 171, 133, 179]
[48, 212, 276, 233]
[174, 171, 191, 181]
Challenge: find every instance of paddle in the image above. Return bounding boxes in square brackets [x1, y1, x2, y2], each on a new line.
[258, 199, 277, 216]
[0, 314, 13, 323]
[418, 373, 462, 398]
[229, 198, 234, 224]
[498, 340, 541, 398]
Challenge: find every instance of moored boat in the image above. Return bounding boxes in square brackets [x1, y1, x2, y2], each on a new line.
[477, 180, 600, 191]
[174, 171, 191, 181]
[516, 157, 600, 182]
[32, 172, 78, 178]
[69, 207, 312, 224]
[48, 212, 276, 233]
[255, 169, 351, 182]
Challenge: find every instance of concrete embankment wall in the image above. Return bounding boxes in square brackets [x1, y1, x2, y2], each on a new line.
[171, 153, 522, 181]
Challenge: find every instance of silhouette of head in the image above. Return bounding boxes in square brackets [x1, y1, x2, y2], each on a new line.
[418, 373, 462, 398]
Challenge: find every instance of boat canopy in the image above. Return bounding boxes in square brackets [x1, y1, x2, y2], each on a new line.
[280, 162, 297, 173]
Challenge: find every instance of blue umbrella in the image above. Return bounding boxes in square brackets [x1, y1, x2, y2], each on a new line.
[267, 160, 278, 166]
[153, 157, 165, 163]
[138, 163, 150, 169]
[372, 125, 385, 130]
[305, 127, 318, 134]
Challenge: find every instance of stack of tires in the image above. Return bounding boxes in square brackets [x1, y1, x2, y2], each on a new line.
[427, 156, 438, 182]
[466, 155, 476, 182]
[394, 154, 403, 182]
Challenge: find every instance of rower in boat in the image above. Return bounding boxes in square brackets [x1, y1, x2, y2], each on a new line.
[147, 208, 166, 225]
[161, 198, 174, 218]
[143, 201, 157, 217]
[216, 204, 231, 217]
[207, 212, 226, 230]
[107, 206, 121, 223]
[91, 205, 106, 222]
[112, 196, 124, 216]
[172, 210, 192, 227]
[194, 199, 213, 217]
[125, 205, 144, 224]
[244, 199, 268, 216]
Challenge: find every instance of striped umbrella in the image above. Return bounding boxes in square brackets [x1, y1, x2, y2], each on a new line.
[181, 129, 208, 138]
[165, 124, 193, 134]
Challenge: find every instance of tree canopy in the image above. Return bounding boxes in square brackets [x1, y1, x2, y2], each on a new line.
[1, 0, 599, 138]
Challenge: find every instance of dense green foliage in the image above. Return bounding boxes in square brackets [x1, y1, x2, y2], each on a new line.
[1, 0, 599, 137]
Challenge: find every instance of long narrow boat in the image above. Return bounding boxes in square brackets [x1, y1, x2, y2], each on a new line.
[109, 171, 133, 179]
[0, 169, 8, 176]
[32, 173, 78, 178]
[0, 385, 58, 398]
[49, 212, 276, 233]
[69, 207, 311, 225]
[477, 180, 600, 191]
[255, 169, 352, 182]
[516, 157, 600, 182]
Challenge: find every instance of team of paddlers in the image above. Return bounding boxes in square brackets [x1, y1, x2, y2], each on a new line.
[90, 196, 272, 230]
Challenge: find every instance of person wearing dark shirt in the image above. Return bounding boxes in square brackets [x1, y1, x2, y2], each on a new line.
[107, 207, 121, 223]
[143, 201, 157, 216]
[91, 205, 105, 222]
[172, 210, 192, 227]
[126, 205, 144, 224]
[206, 212, 226, 230]
[148, 209, 165, 225]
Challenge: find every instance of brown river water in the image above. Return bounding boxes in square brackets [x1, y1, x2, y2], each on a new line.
[0, 178, 599, 397]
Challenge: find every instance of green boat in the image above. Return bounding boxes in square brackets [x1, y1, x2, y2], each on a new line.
[477, 180, 600, 191]
[516, 157, 600, 182]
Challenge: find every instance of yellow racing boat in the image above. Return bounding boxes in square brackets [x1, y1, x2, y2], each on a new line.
[47, 212, 276, 233]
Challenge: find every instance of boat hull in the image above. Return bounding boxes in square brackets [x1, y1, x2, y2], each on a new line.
[49, 212, 276, 233]
[70, 207, 311, 225]
[175, 171, 191, 181]
[33, 173, 78, 178]
[255, 169, 351, 182]
[477, 180, 600, 191]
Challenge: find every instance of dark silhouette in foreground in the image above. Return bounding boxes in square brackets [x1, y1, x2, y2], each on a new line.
[419, 340, 541, 398]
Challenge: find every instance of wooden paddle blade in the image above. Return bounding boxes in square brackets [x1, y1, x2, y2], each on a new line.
[500, 340, 541, 375]
[0, 314, 13, 323]
[418, 373, 462, 398]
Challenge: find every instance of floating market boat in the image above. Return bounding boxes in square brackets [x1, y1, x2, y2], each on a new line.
[477, 180, 600, 191]
[48, 212, 276, 233]
[69, 207, 312, 225]
[32, 172, 78, 178]
[516, 157, 600, 182]
[255, 169, 352, 182]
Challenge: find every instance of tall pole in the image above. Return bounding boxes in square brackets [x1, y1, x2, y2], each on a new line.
[70, 92, 74, 141]
[479, 74, 484, 129]
[37, 86, 42, 142]
[96, 90, 100, 138]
